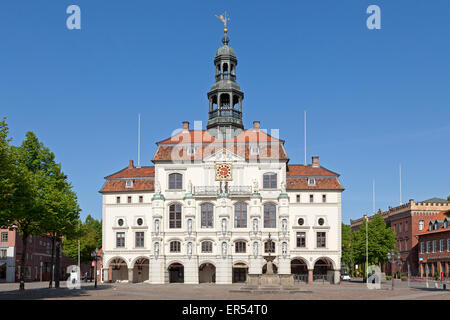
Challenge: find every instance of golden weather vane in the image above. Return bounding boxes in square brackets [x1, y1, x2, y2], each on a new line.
[215, 11, 230, 32]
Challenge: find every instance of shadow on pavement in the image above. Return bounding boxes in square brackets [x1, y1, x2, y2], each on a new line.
[0, 284, 112, 300]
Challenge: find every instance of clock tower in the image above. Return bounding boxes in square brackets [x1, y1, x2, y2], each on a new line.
[206, 26, 245, 137]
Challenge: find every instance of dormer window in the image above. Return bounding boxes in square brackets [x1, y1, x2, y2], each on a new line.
[125, 180, 133, 188]
[308, 178, 316, 186]
[186, 146, 196, 156]
[250, 145, 259, 155]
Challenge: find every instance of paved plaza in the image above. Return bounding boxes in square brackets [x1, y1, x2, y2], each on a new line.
[0, 280, 448, 300]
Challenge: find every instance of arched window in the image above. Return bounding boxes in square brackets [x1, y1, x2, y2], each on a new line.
[419, 220, 424, 230]
[263, 173, 277, 189]
[235, 241, 246, 253]
[170, 241, 181, 252]
[264, 203, 276, 228]
[234, 202, 247, 228]
[169, 204, 182, 228]
[201, 203, 214, 228]
[201, 241, 213, 253]
[169, 173, 182, 190]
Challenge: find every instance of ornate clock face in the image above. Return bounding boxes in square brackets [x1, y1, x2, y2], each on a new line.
[215, 163, 232, 181]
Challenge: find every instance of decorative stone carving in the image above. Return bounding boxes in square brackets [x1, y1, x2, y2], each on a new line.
[252, 179, 259, 193]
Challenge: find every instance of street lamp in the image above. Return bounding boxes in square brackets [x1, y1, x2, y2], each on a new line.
[91, 248, 99, 288]
[387, 250, 401, 290]
[364, 215, 368, 284]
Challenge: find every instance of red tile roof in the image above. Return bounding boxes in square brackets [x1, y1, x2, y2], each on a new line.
[105, 166, 155, 179]
[417, 210, 450, 235]
[153, 144, 288, 162]
[156, 129, 283, 145]
[286, 177, 344, 191]
[100, 179, 154, 193]
[287, 164, 339, 177]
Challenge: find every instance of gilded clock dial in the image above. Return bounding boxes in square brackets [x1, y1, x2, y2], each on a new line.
[215, 163, 232, 180]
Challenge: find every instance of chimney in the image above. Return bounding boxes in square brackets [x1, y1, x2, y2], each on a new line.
[128, 160, 134, 169]
[312, 156, 319, 167]
[253, 121, 260, 131]
[182, 121, 190, 131]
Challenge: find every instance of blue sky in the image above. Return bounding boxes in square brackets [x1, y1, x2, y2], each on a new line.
[1, 1, 449, 224]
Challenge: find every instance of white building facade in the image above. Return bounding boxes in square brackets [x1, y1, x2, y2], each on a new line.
[100, 27, 344, 285]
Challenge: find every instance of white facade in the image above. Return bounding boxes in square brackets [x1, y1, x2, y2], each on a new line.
[101, 150, 343, 284]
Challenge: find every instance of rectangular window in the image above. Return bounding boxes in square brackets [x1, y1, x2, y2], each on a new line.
[296, 232, 306, 248]
[116, 196, 120, 204]
[405, 221, 408, 232]
[309, 194, 314, 203]
[235, 242, 246, 253]
[432, 240, 437, 253]
[201, 241, 212, 253]
[399, 240, 403, 251]
[440, 239, 444, 252]
[116, 232, 125, 248]
[263, 173, 277, 189]
[1, 232, 8, 242]
[135, 232, 144, 248]
[170, 241, 181, 253]
[139, 196, 143, 203]
[127, 196, 132, 203]
[399, 223, 402, 233]
[420, 242, 424, 254]
[169, 173, 183, 190]
[426, 241, 431, 253]
[316, 232, 326, 248]
[322, 194, 326, 203]
[448, 239, 450, 252]
[0, 249, 6, 259]
[296, 195, 300, 203]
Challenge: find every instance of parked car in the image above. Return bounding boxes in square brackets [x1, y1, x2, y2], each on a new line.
[340, 274, 351, 281]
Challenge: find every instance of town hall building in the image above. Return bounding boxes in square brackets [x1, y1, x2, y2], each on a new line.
[100, 26, 344, 285]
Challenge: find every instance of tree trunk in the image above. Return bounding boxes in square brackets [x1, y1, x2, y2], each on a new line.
[55, 237, 61, 288]
[48, 234, 55, 288]
[19, 233, 28, 290]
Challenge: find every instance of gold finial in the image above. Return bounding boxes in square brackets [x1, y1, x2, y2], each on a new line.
[215, 11, 230, 33]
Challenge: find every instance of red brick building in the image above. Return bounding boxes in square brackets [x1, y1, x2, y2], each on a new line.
[417, 210, 450, 278]
[350, 198, 450, 276]
[0, 228, 78, 283]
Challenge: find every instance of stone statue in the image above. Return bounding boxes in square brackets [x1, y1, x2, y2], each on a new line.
[253, 241, 259, 258]
[221, 218, 227, 233]
[282, 219, 287, 232]
[222, 242, 227, 256]
[281, 180, 286, 193]
[187, 219, 192, 234]
[188, 180, 193, 194]
[154, 242, 160, 255]
[252, 218, 258, 233]
[155, 219, 160, 234]
[187, 242, 193, 255]
[155, 181, 161, 194]
[252, 179, 259, 193]
[282, 242, 287, 256]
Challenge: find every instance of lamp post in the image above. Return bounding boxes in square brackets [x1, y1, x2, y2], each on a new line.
[91, 248, 99, 288]
[364, 215, 368, 284]
[387, 250, 401, 290]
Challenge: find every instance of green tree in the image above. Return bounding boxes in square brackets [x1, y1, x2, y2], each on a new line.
[63, 215, 102, 264]
[352, 212, 396, 278]
[0, 129, 46, 290]
[341, 223, 353, 273]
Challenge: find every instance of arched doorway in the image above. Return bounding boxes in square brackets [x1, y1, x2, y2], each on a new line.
[168, 263, 184, 283]
[199, 263, 216, 283]
[133, 258, 149, 283]
[291, 259, 308, 283]
[232, 263, 248, 283]
[109, 258, 128, 282]
[313, 258, 333, 283]
[262, 263, 278, 274]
